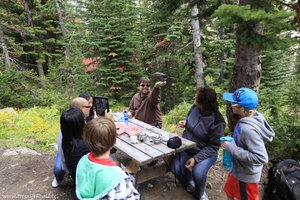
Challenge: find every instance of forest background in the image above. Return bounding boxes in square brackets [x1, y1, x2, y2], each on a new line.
[0, 0, 299, 161]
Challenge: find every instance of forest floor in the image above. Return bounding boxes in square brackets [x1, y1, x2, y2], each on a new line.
[0, 147, 268, 200]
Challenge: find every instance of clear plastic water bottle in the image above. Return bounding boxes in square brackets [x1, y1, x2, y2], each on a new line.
[220, 136, 233, 168]
[123, 110, 129, 126]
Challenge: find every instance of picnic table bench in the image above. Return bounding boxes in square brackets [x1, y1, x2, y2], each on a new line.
[113, 115, 196, 184]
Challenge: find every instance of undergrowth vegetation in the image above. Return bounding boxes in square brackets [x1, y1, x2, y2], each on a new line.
[0, 99, 298, 161]
[0, 102, 225, 153]
[0, 107, 60, 152]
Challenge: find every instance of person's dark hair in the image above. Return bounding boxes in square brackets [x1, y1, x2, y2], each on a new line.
[79, 92, 92, 100]
[139, 77, 150, 85]
[61, 107, 85, 153]
[83, 117, 116, 156]
[195, 87, 219, 112]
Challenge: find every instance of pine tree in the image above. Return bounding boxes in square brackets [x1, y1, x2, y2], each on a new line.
[213, 1, 293, 131]
[74, 0, 143, 103]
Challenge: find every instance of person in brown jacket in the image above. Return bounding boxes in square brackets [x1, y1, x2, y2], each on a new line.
[128, 77, 166, 128]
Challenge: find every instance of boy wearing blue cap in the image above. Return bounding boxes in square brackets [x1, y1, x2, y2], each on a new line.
[222, 88, 275, 200]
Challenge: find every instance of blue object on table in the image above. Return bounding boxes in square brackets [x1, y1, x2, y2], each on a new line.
[117, 114, 124, 122]
[220, 136, 233, 168]
[123, 110, 129, 126]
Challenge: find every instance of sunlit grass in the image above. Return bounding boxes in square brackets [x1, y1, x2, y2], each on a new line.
[0, 107, 60, 152]
[0, 102, 229, 153]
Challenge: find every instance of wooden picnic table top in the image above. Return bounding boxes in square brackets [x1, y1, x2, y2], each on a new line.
[113, 115, 196, 166]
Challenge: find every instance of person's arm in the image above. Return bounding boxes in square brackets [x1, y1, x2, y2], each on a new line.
[57, 130, 67, 171]
[149, 81, 166, 105]
[193, 122, 226, 163]
[225, 129, 268, 164]
[128, 96, 136, 117]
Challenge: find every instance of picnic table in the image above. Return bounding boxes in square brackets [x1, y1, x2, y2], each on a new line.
[113, 114, 196, 184]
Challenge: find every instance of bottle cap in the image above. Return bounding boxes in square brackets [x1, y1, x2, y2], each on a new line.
[220, 136, 233, 142]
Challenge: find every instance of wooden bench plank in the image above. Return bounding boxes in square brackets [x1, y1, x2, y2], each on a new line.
[115, 138, 152, 165]
[130, 118, 196, 149]
[117, 134, 173, 165]
[118, 134, 165, 158]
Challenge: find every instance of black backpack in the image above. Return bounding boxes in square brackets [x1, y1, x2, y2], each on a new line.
[265, 159, 300, 200]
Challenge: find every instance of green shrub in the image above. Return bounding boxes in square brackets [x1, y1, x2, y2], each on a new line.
[0, 70, 67, 109]
[163, 101, 192, 133]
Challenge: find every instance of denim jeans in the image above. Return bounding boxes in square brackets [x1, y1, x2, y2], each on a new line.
[53, 152, 65, 182]
[171, 150, 217, 198]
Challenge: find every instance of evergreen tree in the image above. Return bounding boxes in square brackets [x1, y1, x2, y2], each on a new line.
[213, 1, 293, 131]
[74, 0, 143, 103]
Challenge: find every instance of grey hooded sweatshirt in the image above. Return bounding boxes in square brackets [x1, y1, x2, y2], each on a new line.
[226, 112, 275, 183]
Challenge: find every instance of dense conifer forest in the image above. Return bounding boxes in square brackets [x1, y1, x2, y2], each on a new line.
[0, 0, 299, 159]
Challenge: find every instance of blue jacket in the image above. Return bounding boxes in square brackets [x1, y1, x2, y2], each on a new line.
[183, 105, 226, 163]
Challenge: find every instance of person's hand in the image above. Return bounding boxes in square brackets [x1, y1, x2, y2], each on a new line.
[105, 109, 114, 121]
[128, 111, 133, 119]
[154, 81, 166, 88]
[221, 141, 229, 149]
[178, 120, 186, 128]
[185, 158, 195, 171]
[93, 109, 98, 118]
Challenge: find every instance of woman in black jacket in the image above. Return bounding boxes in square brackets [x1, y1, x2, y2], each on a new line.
[61, 107, 89, 182]
[171, 87, 226, 200]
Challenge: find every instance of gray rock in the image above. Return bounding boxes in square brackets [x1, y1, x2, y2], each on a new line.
[3, 147, 41, 156]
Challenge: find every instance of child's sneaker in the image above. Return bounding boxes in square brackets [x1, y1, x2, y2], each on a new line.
[52, 177, 61, 188]
[199, 192, 208, 200]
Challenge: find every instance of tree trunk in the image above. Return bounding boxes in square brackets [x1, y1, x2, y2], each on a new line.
[54, 0, 70, 62]
[191, 4, 205, 88]
[0, 25, 10, 68]
[22, 0, 33, 26]
[37, 62, 45, 77]
[218, 27, 225, 84]
[226, 1, 263, 132]
[22, 0, 45, 78]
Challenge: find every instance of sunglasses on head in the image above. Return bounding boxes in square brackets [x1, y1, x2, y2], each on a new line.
[140, 84, 150, 87]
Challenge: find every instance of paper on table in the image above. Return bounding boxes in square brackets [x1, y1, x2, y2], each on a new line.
[114, 122, 142, 136]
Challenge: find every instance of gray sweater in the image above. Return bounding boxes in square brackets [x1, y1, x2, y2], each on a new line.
[226, 112, 275, 183]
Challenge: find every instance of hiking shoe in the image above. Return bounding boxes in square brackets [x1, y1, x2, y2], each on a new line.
[186, 179, 195, 193]
[199, 192, 208, 200]
[186, 184, 195, 193]
[52, 177, 61, 188]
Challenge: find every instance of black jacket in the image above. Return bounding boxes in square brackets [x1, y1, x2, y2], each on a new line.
[183, 105, 226, 163]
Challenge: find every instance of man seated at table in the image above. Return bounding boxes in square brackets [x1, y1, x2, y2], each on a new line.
[76, 117, 140, 200]
[128, 76, 166, 129]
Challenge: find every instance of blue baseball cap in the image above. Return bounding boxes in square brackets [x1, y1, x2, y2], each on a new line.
[223, 88, 258, 109]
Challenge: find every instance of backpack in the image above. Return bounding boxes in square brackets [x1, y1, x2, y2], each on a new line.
[265, 159, 300, 200]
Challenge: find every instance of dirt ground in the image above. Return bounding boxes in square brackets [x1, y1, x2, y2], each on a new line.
[0, 147, 267, 200]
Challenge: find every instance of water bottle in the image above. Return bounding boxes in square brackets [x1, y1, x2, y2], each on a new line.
[220, 136, 233, 168]
[123, 110, 129, 126]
